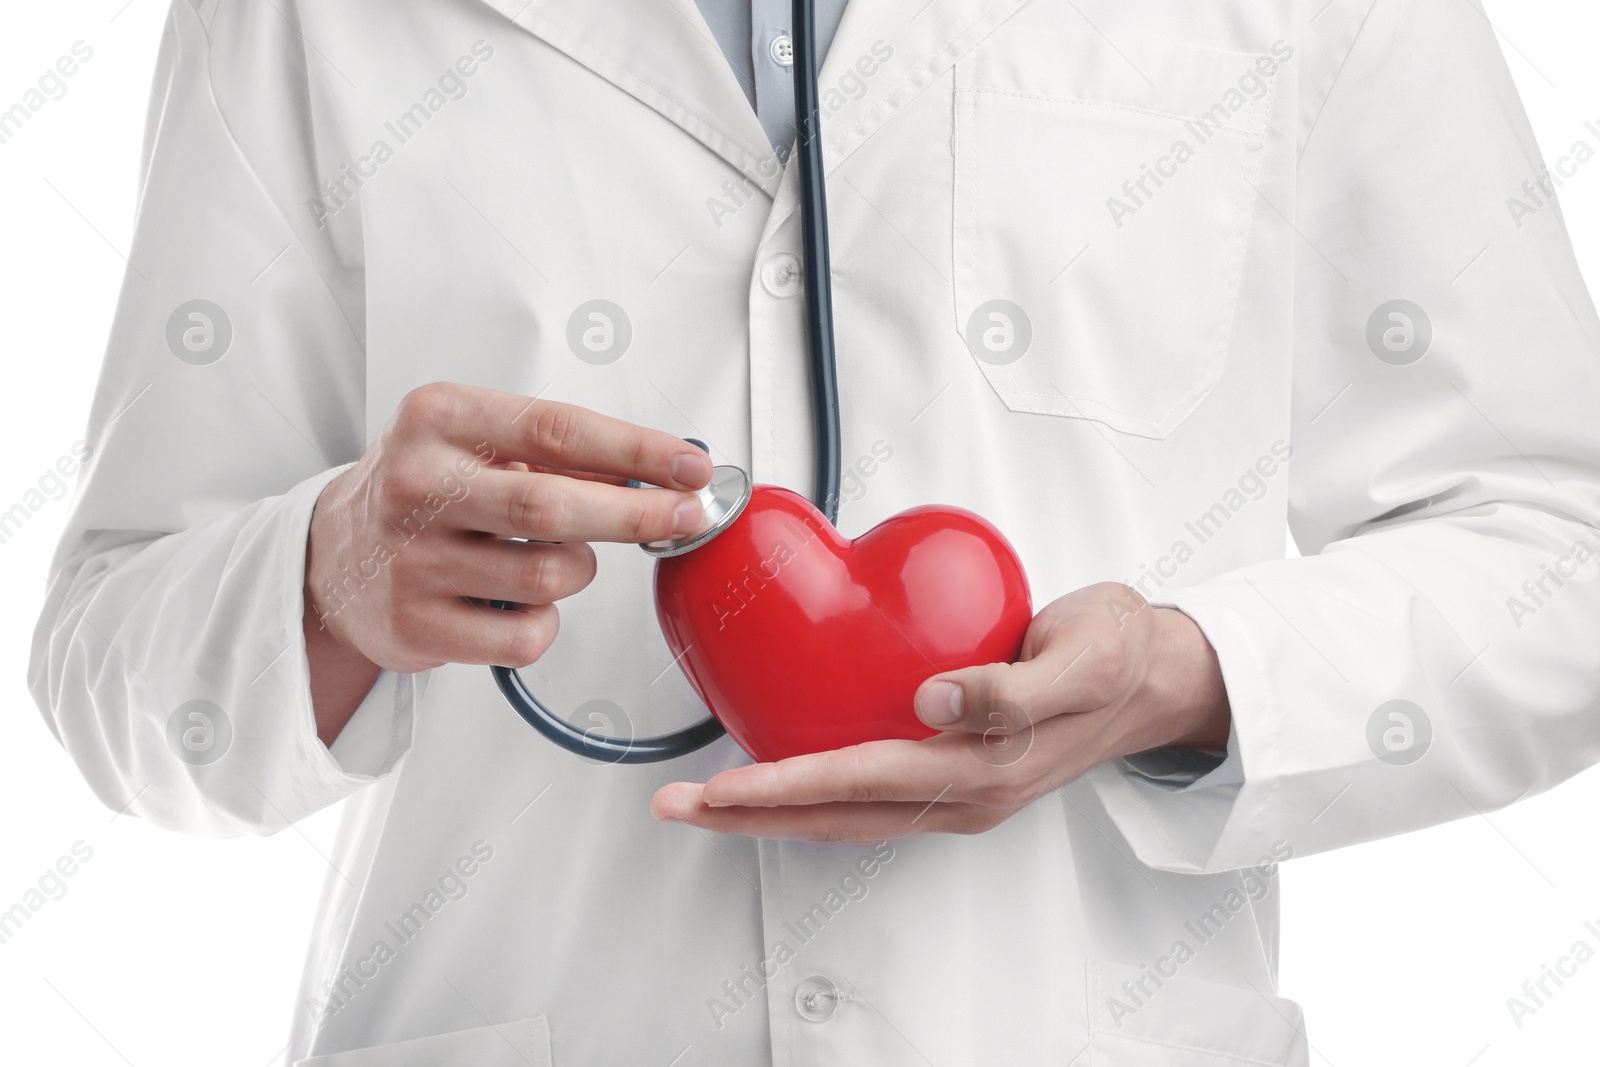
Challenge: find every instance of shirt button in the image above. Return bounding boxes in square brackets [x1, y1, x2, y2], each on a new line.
[793, 975, 841, 1022]
[760, 252, 804, 297]
[770, 34, 795, 68]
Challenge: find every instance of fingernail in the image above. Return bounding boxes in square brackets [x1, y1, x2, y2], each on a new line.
[651, 792, 685, 821]
[673, 497, 705, 535]
[917, 681, 963, 727]
[671, 451, 713, 487]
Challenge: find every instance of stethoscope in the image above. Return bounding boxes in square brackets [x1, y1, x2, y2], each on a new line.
[492, 0, 843, 763]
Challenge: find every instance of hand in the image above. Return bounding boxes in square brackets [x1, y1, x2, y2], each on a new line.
[303, 382, 713, 743]
[651, 582, 1231, 842]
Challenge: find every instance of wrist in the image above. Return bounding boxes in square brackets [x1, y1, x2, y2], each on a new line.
[302, 609, 382, 747]
[303, 467, 366, 652]
[303, 472, 383, 746]
[1139, 606, 1231, 752]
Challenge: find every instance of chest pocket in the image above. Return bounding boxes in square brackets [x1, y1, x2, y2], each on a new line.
[1086, 960, 1308, 1066]
[953, 29, 1280, 439]
[293, 1016, 553, 1067]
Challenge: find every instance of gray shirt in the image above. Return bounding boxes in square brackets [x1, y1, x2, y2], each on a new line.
[693, 0, 850, 153]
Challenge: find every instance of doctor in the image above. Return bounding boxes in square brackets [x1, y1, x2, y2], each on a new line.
[30, 0, 1600, 1064]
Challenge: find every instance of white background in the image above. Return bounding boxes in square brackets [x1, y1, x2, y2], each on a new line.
[1, 2, 1597, 1064]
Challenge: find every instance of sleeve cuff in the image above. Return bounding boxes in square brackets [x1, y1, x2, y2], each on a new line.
[280, 464, 417, 793]
[1087, 595, 1271, 873]
[325, 669, 416, 777]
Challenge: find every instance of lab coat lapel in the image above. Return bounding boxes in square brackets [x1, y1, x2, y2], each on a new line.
[814, 0, 1033, 171]
[753, 0, 1033, 245]
[475, 0, 782, 193]
[477, 0, 1030, 200]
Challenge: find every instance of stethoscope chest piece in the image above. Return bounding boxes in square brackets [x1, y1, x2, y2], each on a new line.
[492, 463, 754, 764]
[641, 466, 753, 558]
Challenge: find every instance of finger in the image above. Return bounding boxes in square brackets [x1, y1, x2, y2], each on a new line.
[402, 384, 713, 490]
[407, 598, 561, 668]
[914, 634, 1107, 735]
[651, 782, 1001, 842]
[450, 468, 706, 543]
[443, 538, 597, 605]
[697, 735, 995, 808]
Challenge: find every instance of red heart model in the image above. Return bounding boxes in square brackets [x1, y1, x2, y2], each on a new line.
[654, 485, 1033, 763]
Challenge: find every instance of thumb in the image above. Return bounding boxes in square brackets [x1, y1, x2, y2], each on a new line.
[914, 654, 1063, 737]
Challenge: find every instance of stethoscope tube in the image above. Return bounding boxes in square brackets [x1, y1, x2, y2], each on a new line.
[491, 0, 842, 763]
[793, 0, 843, 528]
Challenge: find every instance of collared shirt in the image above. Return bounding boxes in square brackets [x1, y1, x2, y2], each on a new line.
[693, 0, 850, 151]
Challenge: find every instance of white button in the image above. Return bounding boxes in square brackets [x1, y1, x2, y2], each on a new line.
[793, 975, 841, 1022]
[770, 34, 794, 68]
[760, 253, 804, 297]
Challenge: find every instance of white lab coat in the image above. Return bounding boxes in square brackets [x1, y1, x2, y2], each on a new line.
[30, 0, 1600, 1063]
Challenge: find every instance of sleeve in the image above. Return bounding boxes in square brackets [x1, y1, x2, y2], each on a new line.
[1088, 0, 1600, 872]
[26, 0, 416, 837]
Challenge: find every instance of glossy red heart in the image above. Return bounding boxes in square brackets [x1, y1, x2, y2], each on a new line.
[654, 485, 1033, 763]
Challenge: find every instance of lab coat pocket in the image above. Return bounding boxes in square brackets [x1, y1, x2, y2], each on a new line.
[952, 32, 1278, 438]
[291, 1015, 552, 1067]
[1086, 961, 1307, 1066]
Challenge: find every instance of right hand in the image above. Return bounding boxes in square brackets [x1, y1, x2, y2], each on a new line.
[304, 382, 713, 681]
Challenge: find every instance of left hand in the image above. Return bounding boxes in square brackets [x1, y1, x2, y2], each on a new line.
[650, 582, 1232, 843]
